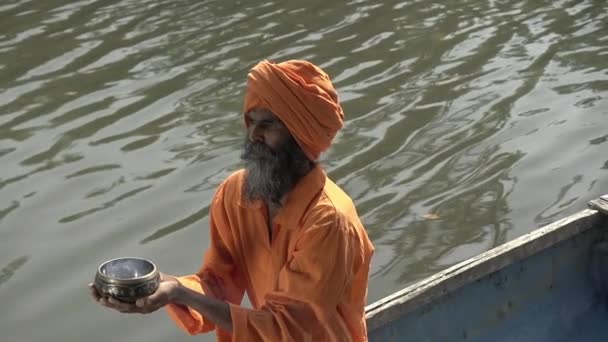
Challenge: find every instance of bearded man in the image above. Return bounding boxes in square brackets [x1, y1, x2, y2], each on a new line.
[90, 60, 375, 342]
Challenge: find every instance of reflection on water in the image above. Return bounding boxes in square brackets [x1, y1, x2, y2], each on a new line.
[0, 256, 30, 287]
[1, 0, 607, 341]
[139, 205, 209, 244]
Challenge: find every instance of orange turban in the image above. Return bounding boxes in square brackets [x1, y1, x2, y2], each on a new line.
[243, 60, 344, 161]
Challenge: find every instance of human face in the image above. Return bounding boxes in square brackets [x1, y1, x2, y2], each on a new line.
[245, 108, 292, 152]
[241, 109, 314, 205]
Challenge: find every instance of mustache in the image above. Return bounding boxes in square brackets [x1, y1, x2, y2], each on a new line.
[241, 141, 277, 160]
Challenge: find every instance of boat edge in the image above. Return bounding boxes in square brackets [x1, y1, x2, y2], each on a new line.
[365, 208, 605, 331]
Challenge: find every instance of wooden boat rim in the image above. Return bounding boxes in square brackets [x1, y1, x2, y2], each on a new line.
[365, 208, 605, 331]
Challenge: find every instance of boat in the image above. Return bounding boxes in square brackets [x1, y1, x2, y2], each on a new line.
[365, 194, 608, 342]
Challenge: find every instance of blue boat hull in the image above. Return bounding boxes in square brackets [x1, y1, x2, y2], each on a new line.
[366, 207, 608, 341]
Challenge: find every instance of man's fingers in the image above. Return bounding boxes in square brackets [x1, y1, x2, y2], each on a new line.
[135, 297, 147, 308]
[99, 296, 110, 306]
[88, 283, 101, 300]
[107, 297, 130, 308]
[107, 297, 138, 312]
[135, 294, 163, 312]
[94, 295, 138, 313]
[91, 286, 162, 314]
[159, 272, 171, 282]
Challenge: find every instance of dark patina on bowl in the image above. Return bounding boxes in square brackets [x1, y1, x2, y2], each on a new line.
[94, 257, 160, 303]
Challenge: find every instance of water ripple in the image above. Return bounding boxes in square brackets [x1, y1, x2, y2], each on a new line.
[1, 0, 608, 340]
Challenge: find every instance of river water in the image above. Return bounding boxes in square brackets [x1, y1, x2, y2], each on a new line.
[1, 0, 607, 341]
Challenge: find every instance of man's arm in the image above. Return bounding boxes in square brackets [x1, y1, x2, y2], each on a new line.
[89, 272, 233, 331]
[170, 284, 233, 332]
[89, 212, 363, 340]
[90, 178, 246, 336]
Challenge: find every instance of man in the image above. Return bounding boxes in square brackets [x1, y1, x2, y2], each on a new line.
[89, 60, 375, 341]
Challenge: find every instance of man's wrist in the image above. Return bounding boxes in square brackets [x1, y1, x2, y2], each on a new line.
[168, 280, 186, 304]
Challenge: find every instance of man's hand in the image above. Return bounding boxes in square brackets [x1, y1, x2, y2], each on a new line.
[89, 272, 180, 314]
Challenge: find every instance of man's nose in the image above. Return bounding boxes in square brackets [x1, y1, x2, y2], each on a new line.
[248, 124, 264, 143]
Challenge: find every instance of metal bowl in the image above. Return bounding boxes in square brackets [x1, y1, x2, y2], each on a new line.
[94, 257, 160, 303]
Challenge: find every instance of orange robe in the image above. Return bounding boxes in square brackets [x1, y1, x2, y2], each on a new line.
[166, 165, 374, 341]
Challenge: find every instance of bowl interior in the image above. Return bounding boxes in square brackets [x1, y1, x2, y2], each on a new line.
[99, 258, 155, 280]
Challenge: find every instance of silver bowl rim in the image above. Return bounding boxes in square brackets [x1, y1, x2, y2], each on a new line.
[96, 257, 159, 285]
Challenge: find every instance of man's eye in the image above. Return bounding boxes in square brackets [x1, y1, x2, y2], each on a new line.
[259, 120, 277, 128]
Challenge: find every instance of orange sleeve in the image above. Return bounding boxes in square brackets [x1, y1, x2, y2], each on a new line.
[166, 182, 246, 336]
[230, 211, 361, 341]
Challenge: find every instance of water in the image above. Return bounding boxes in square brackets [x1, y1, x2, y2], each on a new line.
[1, 0, 606, 341]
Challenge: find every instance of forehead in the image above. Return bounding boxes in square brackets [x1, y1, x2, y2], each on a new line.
[246, 108, 279, 121]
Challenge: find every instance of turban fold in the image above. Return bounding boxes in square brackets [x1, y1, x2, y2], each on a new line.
[243, 60, 344, 161]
